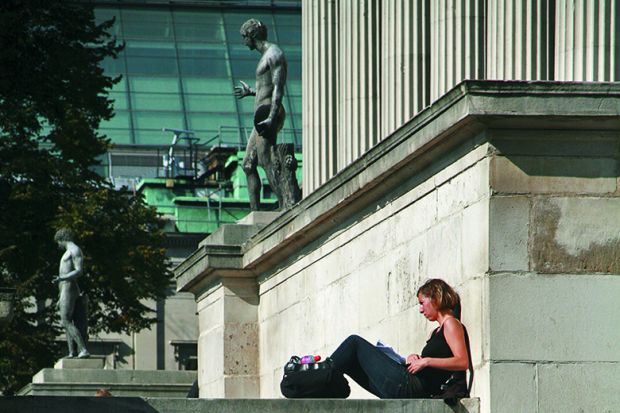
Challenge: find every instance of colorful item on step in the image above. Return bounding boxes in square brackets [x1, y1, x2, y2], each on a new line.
[300, 355, 321, 364]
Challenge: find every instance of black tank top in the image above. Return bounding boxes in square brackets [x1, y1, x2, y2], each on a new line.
[415, 325, 457, 395]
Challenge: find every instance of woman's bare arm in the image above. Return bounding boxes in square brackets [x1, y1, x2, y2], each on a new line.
[407, 318, 469, 373]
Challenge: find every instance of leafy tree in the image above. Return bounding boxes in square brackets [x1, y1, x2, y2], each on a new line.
[0, 0, 172, 394]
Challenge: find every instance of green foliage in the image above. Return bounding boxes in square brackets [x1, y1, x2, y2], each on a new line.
[0, 0, 172, 394]
[56, 189, 170, 334]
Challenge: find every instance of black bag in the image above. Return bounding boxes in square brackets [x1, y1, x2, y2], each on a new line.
[432, 325, 474, 406]
[280, 356, 350, 398]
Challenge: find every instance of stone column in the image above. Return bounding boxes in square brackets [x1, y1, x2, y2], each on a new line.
[429, 0, 486, 103]
[302, 0, 339, 196]
[337, 0, 382, 171]
[381, 0, 430, 137]
[555, 0, 619, 81]
[175, 213, 279, 398]
[196, 277, 259, 398]
[487, 0, 555, 80]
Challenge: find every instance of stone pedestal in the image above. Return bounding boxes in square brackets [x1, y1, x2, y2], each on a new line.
[176, 212, 277, 398]
[20, 369, 196, 397]
[54, 356, 106, 370]
[237, 211, 281, 226]
[197, 277, 259, 398]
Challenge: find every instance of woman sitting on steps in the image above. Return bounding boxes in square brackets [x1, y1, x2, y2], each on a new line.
[329, 278, 470, 399]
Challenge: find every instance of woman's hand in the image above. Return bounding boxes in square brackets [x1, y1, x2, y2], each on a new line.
[406, 354, 428, 374]
[406, 353, 420, 364]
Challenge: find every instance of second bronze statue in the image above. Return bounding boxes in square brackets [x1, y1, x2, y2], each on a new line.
[234, 18, 301, 211]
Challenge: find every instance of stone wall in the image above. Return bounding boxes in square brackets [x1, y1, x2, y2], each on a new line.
[176, 81, 620, 413]
[258, 139, 491, 398]
[485, 128, 620, 412]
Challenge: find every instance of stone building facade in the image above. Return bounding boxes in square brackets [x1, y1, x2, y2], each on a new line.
[176, 2, 620, 413]
[302, 0, 619, 193]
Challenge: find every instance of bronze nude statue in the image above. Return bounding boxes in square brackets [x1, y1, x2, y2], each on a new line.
[53, 228, 90, 359]
[234, 18, 301, 211]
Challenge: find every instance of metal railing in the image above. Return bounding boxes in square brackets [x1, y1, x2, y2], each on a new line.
[104, 125, 301, 184]
[203, 125, 302, 152]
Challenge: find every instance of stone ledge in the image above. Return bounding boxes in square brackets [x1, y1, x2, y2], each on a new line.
[54, 356, 106, 370]
[18, 369, 196, 398]
[0, 397, 480, 413]
[238, 80, 620, 277]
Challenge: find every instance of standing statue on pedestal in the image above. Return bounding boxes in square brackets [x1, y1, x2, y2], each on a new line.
[234, 18, 301, 211]
[53, 228, 90, 359]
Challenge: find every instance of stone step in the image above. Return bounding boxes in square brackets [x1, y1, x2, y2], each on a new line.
[18, 369, 196, 398]
[0, 396, 480, 413]
[1, 397, 480, 413]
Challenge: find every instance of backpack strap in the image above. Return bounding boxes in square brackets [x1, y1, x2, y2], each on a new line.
[462, 325, 474, 396]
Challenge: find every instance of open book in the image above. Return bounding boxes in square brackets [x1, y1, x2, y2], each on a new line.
[376, 340, 406, 364]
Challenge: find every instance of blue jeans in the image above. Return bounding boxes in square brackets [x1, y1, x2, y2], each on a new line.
[330, 335, 427, 399]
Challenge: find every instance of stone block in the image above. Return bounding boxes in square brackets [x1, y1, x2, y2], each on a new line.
[259, 368, 278, 398]
[458, 277, 486, 365]
[194, 277, 259, 399]
[200, 378, 224, 398]
[531, 197, 620, 273]
[223, 322, 258, 376]
[199, 224, 259, 247]
[359, 317, 400, 355]
[358, 264, 389, 329]
[259, 251, 310, 299]
[197, 293, 223, 335]
[489, 196, 529, 272]
[54, 357, 106, 370]
[387, 172, 436, 224]
[201, 324, 224, 382]
[490, 155, 617, 195]
[432, 142, 491, 188]
[436, 157, 490, 220]
[489, 362, 537, 413]
[223, 277, 259, 298]
[223, 375, 259, 398]
[395, 305, 429, 357]
[164, 292, 198, 370]
[471, 362, 490, 413]
[25, 369, 196, 397]
[391, 190, 438, 245]
[426, 213, 462, 279]
[489, 274, 620, 362]
[462, 199, 490, 277]
[387, 242, 425, 317]
[223, 295, 258, 325]
[269, 273, 304, 315]
[295, 297, 323, 353]
[259, 306, 303, 378]
[257, 287, 278, 323]
[490, 129, 620, 157]
[237, 211, 281, 226]
[133, 321, 157, 370]
[538, 362, 620, 413]
[258, 317, 280, 380]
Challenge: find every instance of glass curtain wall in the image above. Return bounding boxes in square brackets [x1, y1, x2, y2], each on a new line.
[95, 5, 301, 149]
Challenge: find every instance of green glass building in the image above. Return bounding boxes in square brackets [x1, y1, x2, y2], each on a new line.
[92, 0, 301, 187]
[89, 1, 302, 236]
